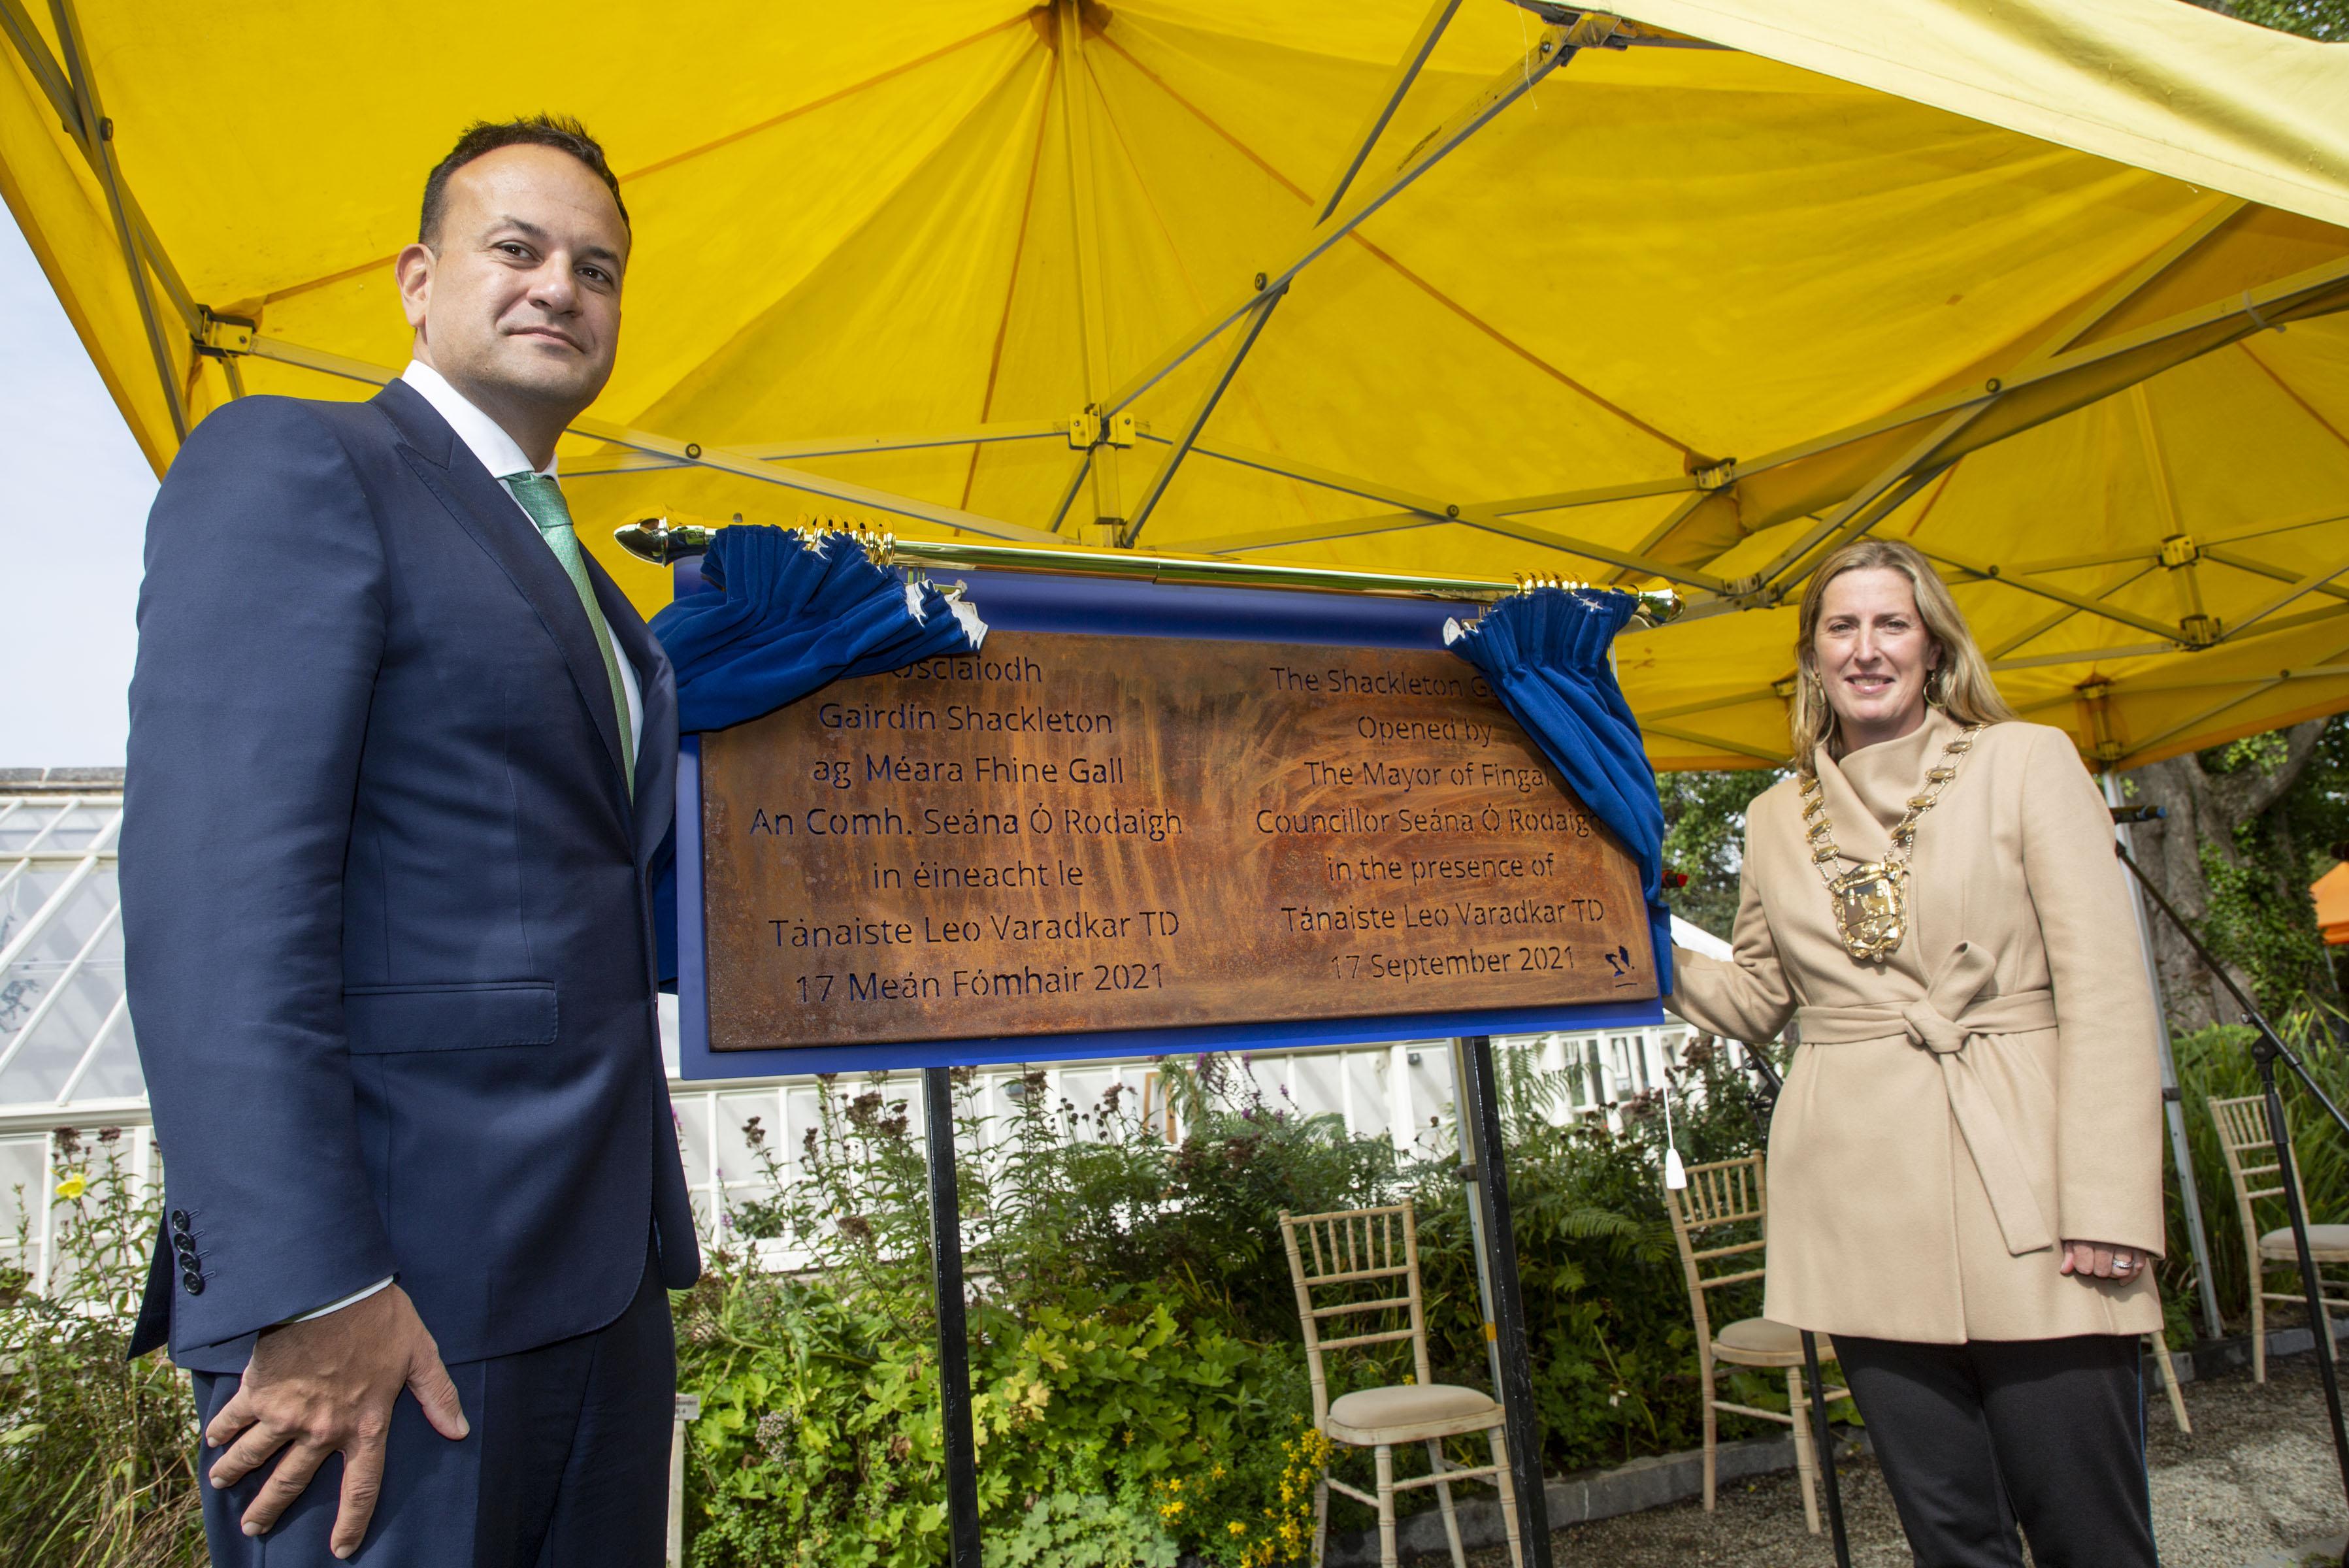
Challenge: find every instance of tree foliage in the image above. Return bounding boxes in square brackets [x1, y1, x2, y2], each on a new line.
[2186, 0, 2349, 41]
[1658, 769, 1781, 940]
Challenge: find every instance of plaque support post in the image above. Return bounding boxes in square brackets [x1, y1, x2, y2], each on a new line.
[1450, 1039, 1507, 1398]
[923, 1066, 985, 1568]
[1458, 1036, 1554, 1567]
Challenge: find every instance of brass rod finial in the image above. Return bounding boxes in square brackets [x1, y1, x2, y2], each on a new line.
[614, 514, 712, 564]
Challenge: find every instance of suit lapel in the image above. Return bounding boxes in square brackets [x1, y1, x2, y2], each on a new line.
[591, 559, 676, 866]
[372, 382, 633, 804]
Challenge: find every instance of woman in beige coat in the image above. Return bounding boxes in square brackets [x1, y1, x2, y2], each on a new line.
[1667, 539, 2165, 1568]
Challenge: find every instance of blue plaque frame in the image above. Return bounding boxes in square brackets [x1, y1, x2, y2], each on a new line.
[674, 563, 1664, 1079]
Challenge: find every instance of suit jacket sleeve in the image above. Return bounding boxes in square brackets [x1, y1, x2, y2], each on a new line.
[1666, 846, 1796, 1046]
[2019, 725, 2167, 1255]
[122, 397, 401, 1346]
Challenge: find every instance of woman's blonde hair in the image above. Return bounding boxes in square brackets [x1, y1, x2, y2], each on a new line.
[1790, 538, 2016, 771]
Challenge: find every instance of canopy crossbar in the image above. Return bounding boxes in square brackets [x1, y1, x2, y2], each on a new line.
[1120, 0, 1468, 545]
[244, 335, 1064, 544]
[1093, 13, 1614, 423]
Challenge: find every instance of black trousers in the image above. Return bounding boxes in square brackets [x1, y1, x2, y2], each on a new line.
[1834, 1333, 2157, 1568]
[193, 1246, 674, 1567]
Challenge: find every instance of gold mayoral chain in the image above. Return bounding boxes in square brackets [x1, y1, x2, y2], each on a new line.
[1798, 723, 1985, 962]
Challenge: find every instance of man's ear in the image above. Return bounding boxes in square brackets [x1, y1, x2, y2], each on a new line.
[394, 242, 435, 335]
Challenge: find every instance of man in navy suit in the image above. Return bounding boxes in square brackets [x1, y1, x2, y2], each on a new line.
[123, 115, 698, 1565]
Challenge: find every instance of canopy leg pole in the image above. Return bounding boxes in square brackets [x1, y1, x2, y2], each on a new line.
[1458, 1036, 1553, 1567]
[2102, 772, 2225, 1341]
[923, 1066, 983, 1568]
[1449, 1039, 1507, 1398]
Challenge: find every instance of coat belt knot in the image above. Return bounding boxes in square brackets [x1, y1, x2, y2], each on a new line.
[1797, 942, 2060, 1257]
[1899, 998, 1971, 1054]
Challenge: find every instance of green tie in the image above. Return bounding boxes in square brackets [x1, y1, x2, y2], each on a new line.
[504, 471, 636, 796]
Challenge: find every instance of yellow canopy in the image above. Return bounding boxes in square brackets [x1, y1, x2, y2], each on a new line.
[6, 0, 2348, 770]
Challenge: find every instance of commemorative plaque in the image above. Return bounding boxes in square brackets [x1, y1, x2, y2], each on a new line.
[696, 630, 1657, 1051]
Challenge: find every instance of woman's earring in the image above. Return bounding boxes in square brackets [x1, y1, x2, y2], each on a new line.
[1927, 666, 1948, 706]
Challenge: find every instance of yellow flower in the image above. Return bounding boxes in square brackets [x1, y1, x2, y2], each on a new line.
[1227, 1521, 1247, 1537]
[1211, 1463, 1226, 1479]
[53, 1174, 86, 1201]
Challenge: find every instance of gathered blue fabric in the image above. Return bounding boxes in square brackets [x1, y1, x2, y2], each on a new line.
[1444, 587, 1672, 992]
[651, 524, 984, 734]
[647, 525, 985, 983]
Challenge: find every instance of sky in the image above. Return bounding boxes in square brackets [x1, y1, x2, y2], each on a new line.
[0, 216, 157, 768]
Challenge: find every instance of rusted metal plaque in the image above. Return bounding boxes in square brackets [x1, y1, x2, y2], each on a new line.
[699, 632, 1655, 1049]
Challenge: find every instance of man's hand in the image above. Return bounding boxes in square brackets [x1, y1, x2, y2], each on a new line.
[2060, 1239, 2147, 1282]
[204, 1283, 468, 1558]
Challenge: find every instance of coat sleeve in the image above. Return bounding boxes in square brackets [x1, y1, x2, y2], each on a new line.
[1666, 846, 1796, 1045]
[2018, 726, 2166, 1256]
[122, 397, 401, 1348]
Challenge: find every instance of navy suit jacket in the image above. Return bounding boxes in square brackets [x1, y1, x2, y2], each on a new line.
[123, 379, 700, 1373]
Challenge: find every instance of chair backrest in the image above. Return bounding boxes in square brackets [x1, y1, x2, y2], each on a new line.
[1278, 1201, 1430, 1428]
[1662, 1152, 1771, 1350]
[2208, 1092, 2310, 1238]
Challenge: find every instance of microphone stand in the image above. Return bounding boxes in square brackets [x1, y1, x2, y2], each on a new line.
[2110, 817, 2349, 1560]
[1728, 1042, 1851, 1568]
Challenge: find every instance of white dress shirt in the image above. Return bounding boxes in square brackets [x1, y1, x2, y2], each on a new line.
[283, 365, 647, 1328]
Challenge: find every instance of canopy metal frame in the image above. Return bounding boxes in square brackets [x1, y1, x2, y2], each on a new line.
[7, 0, 2348, 751]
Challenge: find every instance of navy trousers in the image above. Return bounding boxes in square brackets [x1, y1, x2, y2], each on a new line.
[194, 1247, 673, 1567]
[1833, 1333, 2158, 1568]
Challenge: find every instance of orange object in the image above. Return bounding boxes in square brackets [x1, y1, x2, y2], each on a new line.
[2314, 862, 2349, 947]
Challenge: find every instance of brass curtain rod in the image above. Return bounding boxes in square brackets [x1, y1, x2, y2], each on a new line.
[612, 514, 1683, 626]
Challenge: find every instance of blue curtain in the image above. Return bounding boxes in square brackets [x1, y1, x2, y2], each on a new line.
[648, 525, 986, 983]
[1445, 587, 1671, 992]
[651, 524, 984, 734]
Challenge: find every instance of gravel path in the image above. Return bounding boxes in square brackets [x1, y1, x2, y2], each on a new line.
[1457, 1355, 2348, 1567]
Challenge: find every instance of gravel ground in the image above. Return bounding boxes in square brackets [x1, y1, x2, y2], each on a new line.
[1454, 1355, 2348, 1567]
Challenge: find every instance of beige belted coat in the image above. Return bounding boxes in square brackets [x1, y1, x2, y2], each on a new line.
[1667, 710, 2165, 1343]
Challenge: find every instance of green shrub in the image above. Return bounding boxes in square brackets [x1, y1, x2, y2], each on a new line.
[2164, 1011, 2349, 1333]
[680, 1044, 1782, 1560]
[0, 1128, 201, 1567]
[677, 1075, 1328, 1568]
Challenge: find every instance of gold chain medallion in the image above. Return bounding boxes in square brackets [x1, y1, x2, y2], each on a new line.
[1799, 723, 1984, 962]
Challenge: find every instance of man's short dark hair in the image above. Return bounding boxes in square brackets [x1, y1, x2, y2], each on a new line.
[419, 115, 629, 244]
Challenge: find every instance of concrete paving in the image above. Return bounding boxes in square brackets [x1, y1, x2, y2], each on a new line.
[1432, 1355, 2349, 1567]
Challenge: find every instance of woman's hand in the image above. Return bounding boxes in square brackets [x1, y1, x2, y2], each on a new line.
[2060, 1239, 2147, 1282]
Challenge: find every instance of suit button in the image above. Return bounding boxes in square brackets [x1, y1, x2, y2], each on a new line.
[173, 1235, 198, 1259]
[180, 1270, 205, 1296]
[170, 1209, 191, 1232]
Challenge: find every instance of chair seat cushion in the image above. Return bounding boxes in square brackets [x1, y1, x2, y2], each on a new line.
[2259, 1223, 2349, 1261]
[1326, 1383, 1498, 1433]
[1715, 1317, 1833, 1361]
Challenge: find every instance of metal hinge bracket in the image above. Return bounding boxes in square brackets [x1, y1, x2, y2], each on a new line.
[193, 308, 254, 358]
[1066, 408, 1136, 450]
[2158, 534, 2201, 570]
